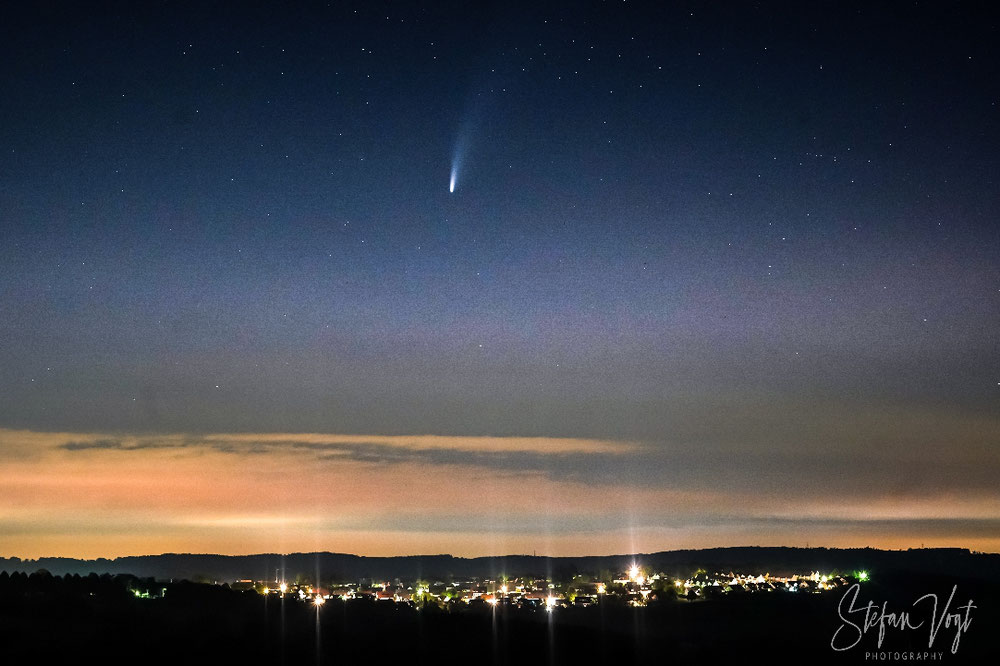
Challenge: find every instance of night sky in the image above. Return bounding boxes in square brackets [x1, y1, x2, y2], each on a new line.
[2, 1, 998, 558]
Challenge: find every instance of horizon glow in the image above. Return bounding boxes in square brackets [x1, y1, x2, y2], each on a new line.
[1, 428, 998, 558]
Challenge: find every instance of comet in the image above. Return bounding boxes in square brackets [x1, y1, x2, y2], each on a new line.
[449, 128, 469, 193]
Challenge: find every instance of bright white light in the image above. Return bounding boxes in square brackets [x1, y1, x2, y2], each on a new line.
[629, 565, 640, 581]
[449, 170, 456, 193]
[279, 583, 287, 593]
[314, 596, 325, 606]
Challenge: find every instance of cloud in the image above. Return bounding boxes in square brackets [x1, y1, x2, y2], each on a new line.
[6, 427, 1000, 501]
[47, 431, 637, 456]
[62, 439, 128, 451]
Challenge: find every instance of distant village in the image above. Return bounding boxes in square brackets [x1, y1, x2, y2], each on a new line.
[230, 564, 865, 610]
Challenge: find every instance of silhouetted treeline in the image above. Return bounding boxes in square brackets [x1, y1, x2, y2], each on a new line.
[2, 547, 997, 584]
[1, 567, 997, 665]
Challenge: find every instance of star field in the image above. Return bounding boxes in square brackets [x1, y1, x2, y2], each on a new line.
[0, 1, 998, 556]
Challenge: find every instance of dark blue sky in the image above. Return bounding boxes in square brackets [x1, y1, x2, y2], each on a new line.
[1, 1, 998, 555]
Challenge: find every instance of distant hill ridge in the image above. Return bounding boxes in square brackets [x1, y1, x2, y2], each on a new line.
[2, 546, 996, 582]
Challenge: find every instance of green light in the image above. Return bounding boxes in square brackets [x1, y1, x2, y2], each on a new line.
[857, 571, 869, 582]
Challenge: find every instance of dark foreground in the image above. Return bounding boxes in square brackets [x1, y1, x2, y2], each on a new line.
[1, 570, 995, 665]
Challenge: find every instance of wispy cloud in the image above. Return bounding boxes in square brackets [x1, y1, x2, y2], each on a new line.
[48, 431, 638, 456]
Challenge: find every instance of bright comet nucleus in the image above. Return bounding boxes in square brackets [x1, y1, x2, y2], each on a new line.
[449, 168, 456, 193]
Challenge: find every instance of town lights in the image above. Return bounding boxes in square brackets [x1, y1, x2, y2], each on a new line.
[628, 565, 640, 581]
[313, 596, 325, 606]
[279, 583, 287, 593]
